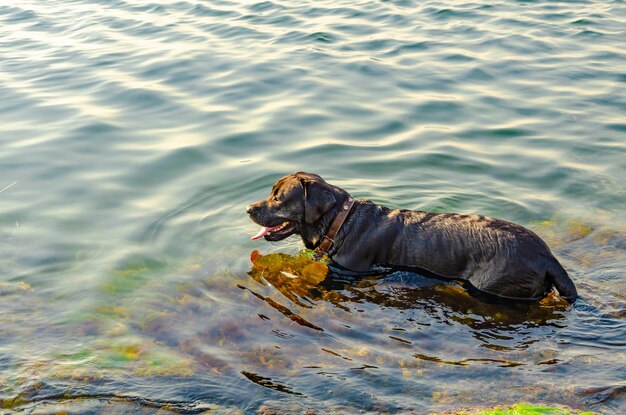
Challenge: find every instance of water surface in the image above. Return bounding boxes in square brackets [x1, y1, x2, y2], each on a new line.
[1, 0, 625, 413]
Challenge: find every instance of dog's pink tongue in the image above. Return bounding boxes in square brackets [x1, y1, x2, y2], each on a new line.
[251, 227, 269, 241]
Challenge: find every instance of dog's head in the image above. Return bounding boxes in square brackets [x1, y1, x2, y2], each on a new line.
[246, 172, 340, 242]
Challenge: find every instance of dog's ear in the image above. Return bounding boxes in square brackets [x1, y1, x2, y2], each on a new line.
[301, 178, 336, 224]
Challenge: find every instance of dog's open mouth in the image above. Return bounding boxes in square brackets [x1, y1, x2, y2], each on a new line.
[251, 220, 297, 241]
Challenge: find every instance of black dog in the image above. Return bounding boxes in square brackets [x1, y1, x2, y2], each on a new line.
[246, 172, 578, 302]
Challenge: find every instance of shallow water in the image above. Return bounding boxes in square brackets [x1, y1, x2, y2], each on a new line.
[1, 0, 625, 413]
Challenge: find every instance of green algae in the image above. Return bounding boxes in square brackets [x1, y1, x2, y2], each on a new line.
[248, 249, 330, 306]
[529, 218, 593, 247]
[456, 403, 595, 415]
[100, 256, 167, 294]
[0, 392, 29, 410]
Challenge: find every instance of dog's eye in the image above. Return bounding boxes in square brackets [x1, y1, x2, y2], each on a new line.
[273, 196, 280, 202]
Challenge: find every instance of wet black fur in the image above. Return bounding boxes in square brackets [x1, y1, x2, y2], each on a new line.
[246, 172, 578, 302]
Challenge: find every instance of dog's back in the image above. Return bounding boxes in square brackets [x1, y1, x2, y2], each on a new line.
[338, 203, 577, 301]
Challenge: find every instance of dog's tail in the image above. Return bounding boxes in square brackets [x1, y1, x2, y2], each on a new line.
[546, 259, 578, 302]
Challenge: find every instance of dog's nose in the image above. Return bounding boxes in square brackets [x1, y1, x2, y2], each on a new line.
[245, 205, 253, 214]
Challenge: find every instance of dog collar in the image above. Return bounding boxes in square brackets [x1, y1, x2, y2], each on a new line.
[316, 197, 355, 255]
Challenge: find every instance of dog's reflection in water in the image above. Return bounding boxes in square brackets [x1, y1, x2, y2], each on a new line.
[246, 250, 569, 331]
